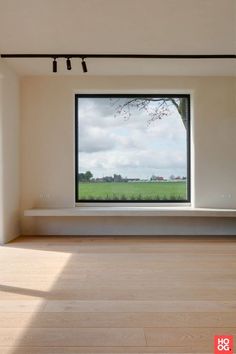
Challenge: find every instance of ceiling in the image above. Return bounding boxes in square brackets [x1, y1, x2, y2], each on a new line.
[0, 0, 235, 76]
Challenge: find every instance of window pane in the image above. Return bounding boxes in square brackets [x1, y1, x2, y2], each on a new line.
[76, 95, 190, 202]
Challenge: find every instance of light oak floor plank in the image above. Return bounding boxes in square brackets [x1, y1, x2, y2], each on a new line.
[0, 328, 146, 347]
[1, 312, 236, 328]
[43, 300, 236, 313]
[0, 347, 212, 354]
[145, 327, 236, 350]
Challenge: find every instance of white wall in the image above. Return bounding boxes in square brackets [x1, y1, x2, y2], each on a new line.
[21, 76, 236, 235]
[0, 60, 20, 244]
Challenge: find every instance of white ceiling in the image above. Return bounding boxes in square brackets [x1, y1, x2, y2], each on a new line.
[0, 0, 235, 76]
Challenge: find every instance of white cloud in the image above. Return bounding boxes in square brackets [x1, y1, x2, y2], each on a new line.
[80, 147, 186, 179]
[79, 126, 115, 152]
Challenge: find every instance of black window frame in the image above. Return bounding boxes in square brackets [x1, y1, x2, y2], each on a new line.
[75, 93, 191, 203]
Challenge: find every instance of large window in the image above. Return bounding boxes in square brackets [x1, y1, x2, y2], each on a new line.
[75, 94, 190, 203]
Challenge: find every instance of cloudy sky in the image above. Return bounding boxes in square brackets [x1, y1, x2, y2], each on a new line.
[77, 97, 187, 179]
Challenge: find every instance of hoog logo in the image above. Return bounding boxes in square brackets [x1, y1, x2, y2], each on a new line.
[214, 335, 233, 354]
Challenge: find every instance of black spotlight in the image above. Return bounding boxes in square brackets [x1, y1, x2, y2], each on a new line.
[66, 57, 72, 70]
[81, 58, 88, 73]
[52, 58, 57, 73]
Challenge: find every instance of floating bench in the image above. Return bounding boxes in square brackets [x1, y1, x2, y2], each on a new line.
[24, 207, 236, 217]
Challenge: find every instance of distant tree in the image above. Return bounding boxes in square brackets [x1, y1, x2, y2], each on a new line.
[84, 171, 93, 181]
[111, 97, 188, 128]
[78, 173, 85, 182]
[79, 171, 93, 182]
[113, 174, 122, 182]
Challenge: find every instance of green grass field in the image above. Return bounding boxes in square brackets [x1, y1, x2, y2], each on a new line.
[78, 181, 187, 201]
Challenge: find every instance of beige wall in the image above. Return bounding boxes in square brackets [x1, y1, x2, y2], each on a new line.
[21, 76, 236, 235]
[0, 61, 20, 244]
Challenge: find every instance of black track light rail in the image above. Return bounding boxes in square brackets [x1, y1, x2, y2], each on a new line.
[1, 53, 236, 59]
[2, 53, 235, 74]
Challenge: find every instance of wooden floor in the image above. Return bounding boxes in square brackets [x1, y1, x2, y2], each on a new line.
[0, 236, 236, 354]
